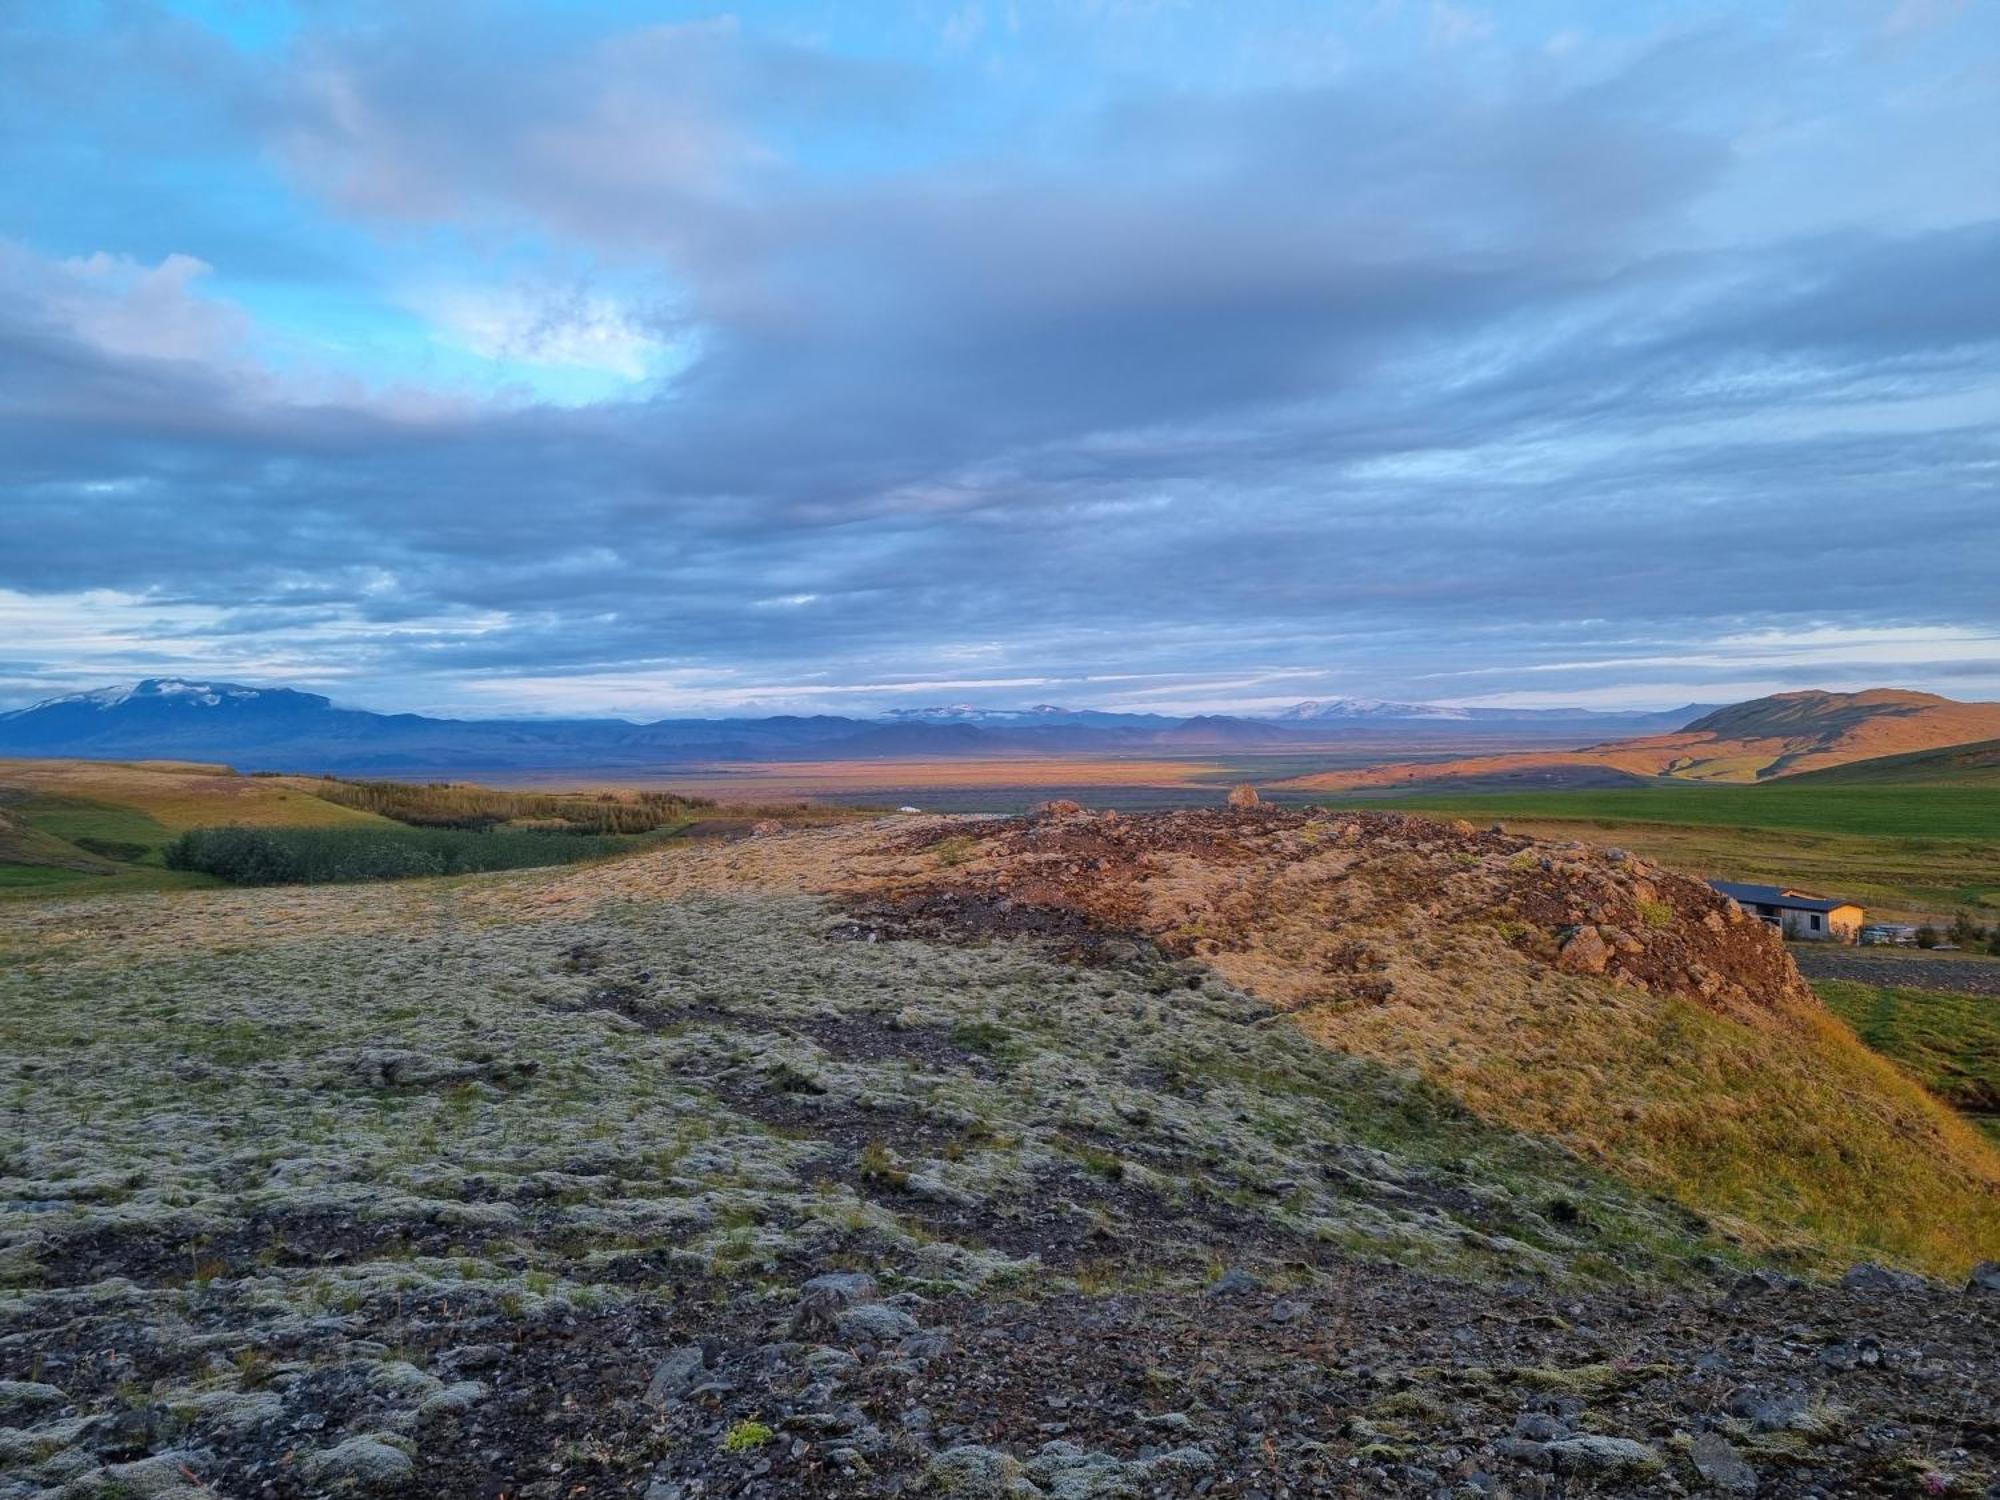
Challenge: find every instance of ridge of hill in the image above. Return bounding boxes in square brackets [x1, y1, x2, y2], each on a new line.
[1275, 688, 2000, 792]
[850, 807, 2000, 1277]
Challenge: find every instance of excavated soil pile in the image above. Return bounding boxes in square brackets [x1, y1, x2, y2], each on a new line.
[858, 806, 1814, 1024]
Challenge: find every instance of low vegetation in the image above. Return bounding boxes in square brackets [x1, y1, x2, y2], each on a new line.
[162, 824, 635, 885]
[1, 812, 1993, 1495]
[1324, 785, 1999, 920]
[1331, 782, 2000, 840]
[305, 776, 714, 833]
[1815, 980, 2000, 1139]
[0, 760, 821, 898]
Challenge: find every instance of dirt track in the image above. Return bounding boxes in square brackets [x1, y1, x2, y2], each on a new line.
[1792, 946, 2000, 996]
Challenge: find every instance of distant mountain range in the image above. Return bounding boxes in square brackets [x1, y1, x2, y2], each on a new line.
[0, 677, 1716, 774]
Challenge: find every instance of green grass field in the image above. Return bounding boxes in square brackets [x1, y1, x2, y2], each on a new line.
[1334, 783, 2000, 839]
[1815, 980, 2000, 1142]
[1322, 783, 1999, 921]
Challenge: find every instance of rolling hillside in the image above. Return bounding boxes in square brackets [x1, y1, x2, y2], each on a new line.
[0, 758, 392, 894]
[1784, 736, 2000, 785]
[855, 806, 2000, 1277]
[1276, 688, 2000, 792]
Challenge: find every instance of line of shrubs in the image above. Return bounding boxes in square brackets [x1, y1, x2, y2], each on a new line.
[307, 777, 711, 834]
[163, 825, 629, 885]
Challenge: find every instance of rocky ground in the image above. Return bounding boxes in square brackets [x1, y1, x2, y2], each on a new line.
[0, 816, 1995, 1498]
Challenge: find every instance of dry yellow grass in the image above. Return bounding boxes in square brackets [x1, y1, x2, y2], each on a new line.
[0, 758, 391, 833]
[846, 810, 2000, 1278]
[503, 756, 1237, 800]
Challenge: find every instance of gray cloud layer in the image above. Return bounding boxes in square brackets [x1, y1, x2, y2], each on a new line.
[2, 5, 1996, 713]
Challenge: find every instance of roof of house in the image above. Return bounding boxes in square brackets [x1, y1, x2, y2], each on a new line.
[1709, 879, 1858, 914]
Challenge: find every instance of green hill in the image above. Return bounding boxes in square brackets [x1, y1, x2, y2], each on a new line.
[1784, 737, 2000, 786]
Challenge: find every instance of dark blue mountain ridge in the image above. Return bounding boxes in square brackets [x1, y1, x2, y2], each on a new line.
[0, 678, 1714, 774]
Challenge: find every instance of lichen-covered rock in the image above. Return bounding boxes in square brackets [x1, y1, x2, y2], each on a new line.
[1691, 1430, 1760, 1495]
[837, 1303, 920, 1342]
[0, 1384, 65, 1424]
[301, 1433, 416, 1493]
[922, 1445, 1037, 1496]
[1543, 1435, 1662, 1476]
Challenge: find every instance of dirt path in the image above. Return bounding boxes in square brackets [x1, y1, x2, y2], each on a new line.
[1792, 946, 2000, 996]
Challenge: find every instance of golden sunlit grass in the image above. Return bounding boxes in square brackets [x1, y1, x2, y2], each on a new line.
[1291, 936, 2000, 1275]
[0, 758, 391, 835]
[850, 813, 2000, 1279]
[0, 758, 394, 896]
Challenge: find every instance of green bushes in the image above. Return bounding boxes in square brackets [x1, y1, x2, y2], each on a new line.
[307, 777, 711, 834]
[163, 825, 628, 885]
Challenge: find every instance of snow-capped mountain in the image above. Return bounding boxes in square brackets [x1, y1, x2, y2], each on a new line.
[876, 704, 1160, 728]
[877, 703, 1050, 724]
[12, 678, 301, 714]
[1273, 698, 1473, 721]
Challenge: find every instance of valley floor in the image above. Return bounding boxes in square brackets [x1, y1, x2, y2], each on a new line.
[0, 828, 1994, 1497]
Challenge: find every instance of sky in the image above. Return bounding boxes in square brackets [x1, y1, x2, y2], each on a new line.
[2, 0, 1997, 719]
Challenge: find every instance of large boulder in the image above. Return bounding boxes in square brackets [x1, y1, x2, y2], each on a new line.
[1556, 925, 1612, 975]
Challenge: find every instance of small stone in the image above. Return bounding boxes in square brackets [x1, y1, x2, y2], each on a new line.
[836, 1302, 920, 1342]
[1966, 1261, 2000, 1297]
[1206, 1266, 1261, 1296]
[1556, 926, 1611, 976]
[1543, 1436, 1661, 1476]
[800, 1271, 879, 1305]
[1691, 1430, 1759, 1495]
[645, 1345, 705, 1407]
[1512, 1413, 1568, 1442]
[1842, 1262, 1928, 1296]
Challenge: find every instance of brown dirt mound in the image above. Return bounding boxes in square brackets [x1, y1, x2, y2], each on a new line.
[844, 806, 2000, 1274]
[861, 806, 1813, 1024]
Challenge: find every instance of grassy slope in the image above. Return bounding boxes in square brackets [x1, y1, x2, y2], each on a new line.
[1320, 784, 1999, 920]
[0, 758, 392, 897]
[1287, 930, 2000, 1279]
[1785, 737, 2000, 786]
[1814, 980, 2000, 1141]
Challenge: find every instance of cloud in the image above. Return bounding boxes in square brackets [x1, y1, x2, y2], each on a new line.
[3, 244, 249, 369]
[0, 4, 1996, 714]
[418, 283, 670, 381]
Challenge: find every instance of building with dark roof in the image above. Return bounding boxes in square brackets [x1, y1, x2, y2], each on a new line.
[1709, 880, 1864, 943]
